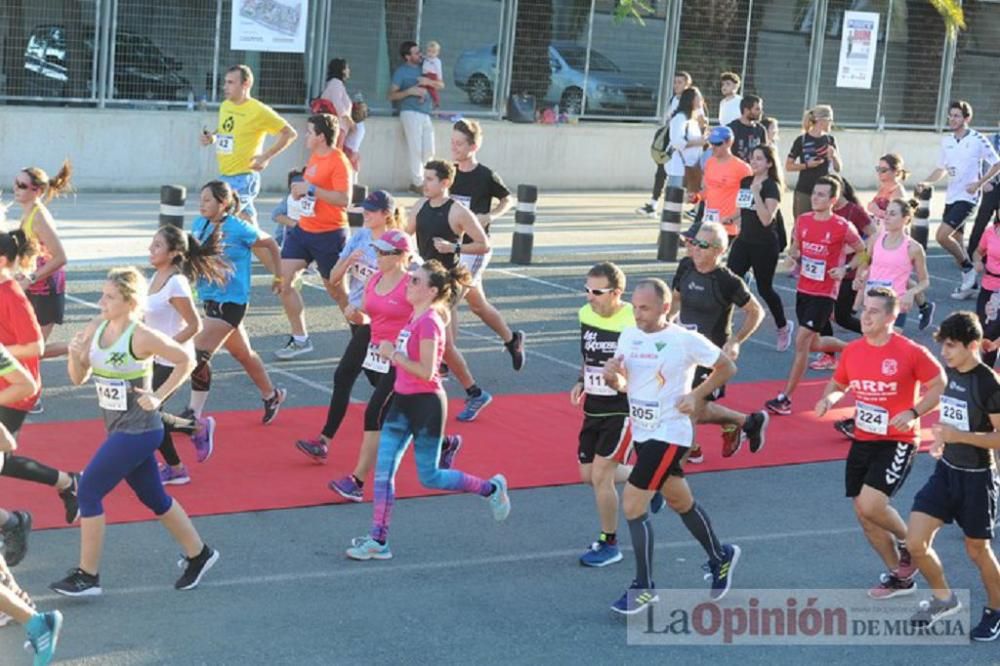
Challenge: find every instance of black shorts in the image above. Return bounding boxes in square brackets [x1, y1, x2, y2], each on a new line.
[796, 292, 835, 333]
[628, 439, 687, 491]
[203, 300, 248, 328]
[692, 365, 725, 401]
[845, 439, 917, 498]
[27, 291, 65, 327]
[942, 201, 976, 230]
[577, 414, 631, 465]
[911, 459, 999, 539]
[0, 405, 28, 437]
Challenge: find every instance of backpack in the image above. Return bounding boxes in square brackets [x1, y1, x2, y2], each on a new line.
[650, 124, 671, 165]
[309, 97, 337, 115]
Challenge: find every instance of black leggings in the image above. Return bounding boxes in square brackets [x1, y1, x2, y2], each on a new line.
[977, 287, 1000, 369]
[0, 406, 60, 486]
[651, 163, 667, 201]
[153, 363, 196, 467]
[726, 237, 787, 328]
[820, 277, 862, 337]
[322, 324, 386, 440]
[967, 186, 1000, 258]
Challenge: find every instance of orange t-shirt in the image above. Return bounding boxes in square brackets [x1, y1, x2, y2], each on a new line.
[703, 156, 752, 235]
[298, 149, 352, 233]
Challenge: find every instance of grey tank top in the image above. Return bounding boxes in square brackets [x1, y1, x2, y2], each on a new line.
[89, 321, 161, 434]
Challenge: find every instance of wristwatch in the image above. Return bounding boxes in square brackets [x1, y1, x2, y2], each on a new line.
[454, 243, 462, 255]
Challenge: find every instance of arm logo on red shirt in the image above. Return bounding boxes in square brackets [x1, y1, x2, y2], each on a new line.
[882, 359, 898, 376]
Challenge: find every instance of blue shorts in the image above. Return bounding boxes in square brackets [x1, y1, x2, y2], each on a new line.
[942, 201, 976, 230]
[281, 225, 347, 280]
[912, 459, 999, 539]
[219, 172, 262, 222]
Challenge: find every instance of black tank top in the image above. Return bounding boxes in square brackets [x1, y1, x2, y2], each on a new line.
[416, 199, 459, 269]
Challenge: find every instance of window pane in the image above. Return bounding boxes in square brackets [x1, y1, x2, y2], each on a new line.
[952, 1, 1000, 129]
[744, 0, 811, 125]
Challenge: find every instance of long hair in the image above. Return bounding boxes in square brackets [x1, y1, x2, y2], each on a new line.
[156, 225, 231, 286]
[422, 260, 472, 307]
[21, 160, 73, 204]
[202, 180, 241, 218]
[751, 145, 785, 192]
[0, 229, 38, 270]
[325, 58, 348, 82]
[673, 87, 701, 120]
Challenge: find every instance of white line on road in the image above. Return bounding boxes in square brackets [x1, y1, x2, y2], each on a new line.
[488, 267, 579, 293]
[459, 326, 580, 370]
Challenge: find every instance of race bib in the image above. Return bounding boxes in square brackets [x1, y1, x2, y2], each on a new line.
[362, 342, 390, 374]
[395, 330, 411, 355]
[939, 395, 970, 431]
[584, 365, 616, 397]
[215, 134, 234, 155]
[299, 196, 316, 217]
[629, 399, 661, 432]
[95, 377, 128, 412]
[855, 400, 889, 436]
[801, 256, 827, 282]
[704, 209, 720, 223]
[351, 262, 377, 284]
[947, 166, 957, 178]
[286, 194, 304, 221]
[452, 195, 472, 209]
[737, 188, 754, 209]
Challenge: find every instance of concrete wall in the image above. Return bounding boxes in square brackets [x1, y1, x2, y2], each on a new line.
[0, 106, 949, 193]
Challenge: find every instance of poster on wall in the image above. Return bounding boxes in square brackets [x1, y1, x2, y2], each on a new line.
[230, 0, 308, 53]
[836, 11, 880, 89]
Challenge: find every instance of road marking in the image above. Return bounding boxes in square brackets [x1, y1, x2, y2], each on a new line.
[459, 326, 580, 370]
[487, 267, 579, 294]
[66, 294, 101, 310]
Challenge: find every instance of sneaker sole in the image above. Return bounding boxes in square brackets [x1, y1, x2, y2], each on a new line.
[868, 584, 917, 600]
[510, 331, 526, 372]
[916, 601, 963, 628]
[274, 348, 314, 361]
[346, 550, 392, 561]
[610, 595, 660, 616]
[971, 627, 1000, 642]
[749, 412, 769, 454]
[490, 474, 511, 521]
[711, 544, 741, 601]
[162, 477, 192, 486]
[50, 585, 102, 597]
[580, 551, 624, 568]
[328, 483, 363, 502]
[177, 548, 220, 591]
[766, 404, 791, 416]
[295, 441, 328, 464]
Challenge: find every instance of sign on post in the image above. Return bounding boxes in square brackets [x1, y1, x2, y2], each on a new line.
[836, 11, 880, 89]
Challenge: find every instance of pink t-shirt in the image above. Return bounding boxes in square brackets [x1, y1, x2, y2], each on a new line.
[365, 271, 412, 344]
[393, 309, 446, 395]
[978, 226, 1000, 292]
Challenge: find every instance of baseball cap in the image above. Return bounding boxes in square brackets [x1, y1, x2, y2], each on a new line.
[362, 190, 395, 212]
[372, 229, 414, 254]
[708, 126, 734, 145]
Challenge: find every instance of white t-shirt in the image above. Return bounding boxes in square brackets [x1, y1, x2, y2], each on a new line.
[422, 56, 443, 78]
[145, 273, 195, 367]
[718, 95, 742, 127]
[937, 128, 999, 205]
[321, 78, 352, 117]
[345, 121, 366, 152]
[616, 324, 721, 446]
[667, 113, 704, 177]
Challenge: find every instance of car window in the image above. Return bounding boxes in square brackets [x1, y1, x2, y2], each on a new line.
[554, 45, 619, 73]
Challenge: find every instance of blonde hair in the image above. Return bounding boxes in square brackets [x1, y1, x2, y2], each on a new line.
[21, 160, 73, 204]
[106, 266, 148, 312]
[802, 104, 834, 132]
[425, 40, 440, 52]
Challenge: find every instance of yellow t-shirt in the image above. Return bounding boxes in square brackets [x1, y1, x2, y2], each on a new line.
[215, 98, 286, 175]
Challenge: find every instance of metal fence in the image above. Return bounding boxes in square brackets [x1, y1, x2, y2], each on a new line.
[1, 0, 997, 129]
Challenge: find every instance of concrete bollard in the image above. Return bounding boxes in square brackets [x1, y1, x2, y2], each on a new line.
[657, 185, 684, 262]
[912, 184, 932, 249]
[348, 184, 367, 229]
[511, 185, 537, 265]
[159, 185, 186, 229]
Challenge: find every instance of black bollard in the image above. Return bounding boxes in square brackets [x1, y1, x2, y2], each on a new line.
[510, 185, 537, 265]
[913, 184, 932, 249]
[657, 185, 684, 262]
[159, 185, 186, 229]
[348, 184, 368, 229]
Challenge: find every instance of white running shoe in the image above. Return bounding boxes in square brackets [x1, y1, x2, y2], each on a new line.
[274, 337, 314, 360]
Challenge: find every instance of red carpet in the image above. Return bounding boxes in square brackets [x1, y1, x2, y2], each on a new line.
[2, 380, 933, 530]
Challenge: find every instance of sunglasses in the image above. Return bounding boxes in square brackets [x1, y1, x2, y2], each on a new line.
[13, 181, 31, 190]
[874, 166, 892, 174]
[684, 237, 717, 250]
[584, 287, 614, 296]
[376, 248, 403, 257]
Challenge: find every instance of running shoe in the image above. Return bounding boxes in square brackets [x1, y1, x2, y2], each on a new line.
[910, 594, 962, 628]
[635, 203, 657, 219]
[159, 463, 191, 486]
[765, 394, 792, 416]
[971, 607, 1000, 641]
[950, 285, 976, 301]
[28, 399, 43, 415]
[261, 387, 287, 424]
[703, 544, 741, 601]
[507, 330, 526, 372]
[580, 538, 623, 567]
[24, 610, 62, 666]
[896, 544, 917, 580]
[488, 474, 511, 521]
[50, 568, 102, 597]
[721, 425, 742, 458]
[650, 492, 665, 514]
[611, 579, 659, 615]
[438, 435, 463, 470]
[59, 472, 80, 524]
[2, 510, 32, 567]
[833, 418, 855, 440]
[809, 353, 837, 371]
[918, 301, 936, 331]
[274, 336, 314, 360]
[743, 411, 769, 454]
[190, 415, 216, 463]
[684, 208, 698, 221]
[329, 475, 363, 502]
[687, 443, 704, 464]
[457, 390, 493, 422]
[295, 437, 329, 464]
[175, 546, 220, 590]
[868, 572, 916, 599]
[346, 536, 393, 561]
[776, 322, 794, 352]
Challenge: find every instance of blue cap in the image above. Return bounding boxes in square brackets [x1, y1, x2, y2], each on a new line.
[362, 190, 395, 212]
[708, 125, 734, 145]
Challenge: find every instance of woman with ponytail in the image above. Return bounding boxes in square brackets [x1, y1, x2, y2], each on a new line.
[868, 153, 910, 222]
[786, 105, 841, 219]
[974, 208, 1000, 369]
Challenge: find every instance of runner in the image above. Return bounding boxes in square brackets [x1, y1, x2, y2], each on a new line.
[905, 312, 1000, 638]
[274, 113, 352, 360]
[698, 126, 751, 240]
[199, 64, 298, 223]
[407, 160, 494, 422]
[50, 268, 219, 596]
[672, 223, 769, 462]
[450, 119, 526, 371]
[867, 153, 909, 223]
[814, 286, 945, 599]
[185, 181, 287, 424]
[345, 260, 510, 560]
[974, 209, 1000, 370]
[765, 176, 865, 416]
[727, 144, 793, 351]
[604, 278, 741, 614]
[917, 100, 999, 301]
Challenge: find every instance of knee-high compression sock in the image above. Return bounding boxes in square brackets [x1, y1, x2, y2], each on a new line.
[680, 502, 724, 563]
[189, 349, 213, 417]
[0, 453, 60, 486]
[627, 513, 654, 588]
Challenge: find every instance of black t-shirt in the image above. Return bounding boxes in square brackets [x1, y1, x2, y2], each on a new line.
[451, 163, 510, 242]
[941, 363, 1000, 470]
[737, 176, 782, 246]
[728, 119, 767, 164]
[671, 257, 751, 347]
[788, 133, 837, 194]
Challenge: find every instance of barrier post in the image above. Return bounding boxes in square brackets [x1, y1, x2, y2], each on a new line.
[913, 184, 932, 249]
[657, 185, 684, 262]
[511, 185, 536, 265]
[159, 185, 186, 229]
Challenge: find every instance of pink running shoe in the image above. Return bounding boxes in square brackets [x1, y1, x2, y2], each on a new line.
[159, 463, 191, 486]
[190, 416, 216, 463]
[809, 353, 837, 371]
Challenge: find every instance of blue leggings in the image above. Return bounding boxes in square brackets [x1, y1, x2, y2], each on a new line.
[79, 429, 173, 518]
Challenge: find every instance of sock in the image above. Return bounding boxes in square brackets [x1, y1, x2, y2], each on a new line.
[777, 393, 787, 402]
[680, 502, 724, 563]
[189, 391, 209, 418]
[627, 514, 653, 588]
[600, 531, 617, 546]
[373, 537, 386, 545]
[352, 474, 364, 488]
[647, 198, 657, 208]
[466, 385, 482, 399]
[486, 482, 497, 497]
[962, 260, 974, 271]
[504, 337, 516, 351]
[293, 334, 309, 344]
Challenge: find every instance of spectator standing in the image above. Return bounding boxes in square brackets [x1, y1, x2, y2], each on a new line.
[717, 72, 743, 127]
[727, 95, 767, 164]
[786, 105, 841, 220]
[320, 59, 356, 150]
[390, 41, 442, 194]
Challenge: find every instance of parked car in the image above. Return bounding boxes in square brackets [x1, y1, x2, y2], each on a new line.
[453, 41, 656, 116]
[23, 24, 190, 100]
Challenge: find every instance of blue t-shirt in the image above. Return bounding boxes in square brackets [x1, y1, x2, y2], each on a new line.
[339, 227, 378, 308]
[391, 63, 431, 115]
[191, 214, 262, 305]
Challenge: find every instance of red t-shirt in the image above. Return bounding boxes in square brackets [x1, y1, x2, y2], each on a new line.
[0, 280, 42, 411]
[833, 334, 943, 444]
[795, 212, 862, 299]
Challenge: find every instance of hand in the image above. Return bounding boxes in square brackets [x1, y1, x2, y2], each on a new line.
[344, 305, 367, 326]
[271, 277, 284, 296]
[14, 274, 31, 290]
[348, 249, 365, 265]
[250, 154, 271, 172]
[967, 182, 982, 196]
[852, 277, 865, 291]
[570, 382, 584, 406]
[986, 182, 996, 193]
[782, 255, 798, 273]
[134, 388, 162, 412]
[432, 237, 457, 254]
[378, 341, 396, 360]
[828, 266, 847, 280]
[984, 338, 999, 353]
[676, 393, 697, 415]
[814, 397, 832, 418]
[409, 86, 427, 100]
[69, 330, 89, 361]
[199, 132, 214, 147]
[750, 181, 762, 196]
[930, 423, 951, 459]
[722, 339, 741, 361]
[889, 408, 918, 432]
[476, 212, 493, 228]
[806, 158, 825, 168]
[975, 259, 985, 274]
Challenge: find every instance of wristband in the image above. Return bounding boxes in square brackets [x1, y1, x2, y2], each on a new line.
[307, 184, 316, 197]
[909, 407, 920, 419]
[576, 377, 584, 385]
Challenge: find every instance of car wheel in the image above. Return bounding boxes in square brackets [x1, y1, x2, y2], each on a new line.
[467, 73, 492, 106]
[561, 87, 583, 115]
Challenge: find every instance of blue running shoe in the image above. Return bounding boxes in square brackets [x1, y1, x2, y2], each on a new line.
[611, 580, 659, 615]
[346, 536, 392, 561]
[650, 492, 665, 514]
[24, 610, 62, 666]
[488, 474, 511, 521]
[329, 475, 364, 502]
[457, 390, 493, 422]
[703, 544, 741, 601]
[580, 539, 623, 567]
